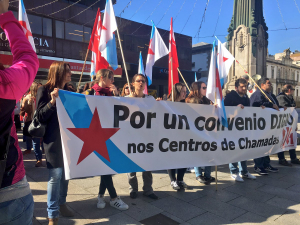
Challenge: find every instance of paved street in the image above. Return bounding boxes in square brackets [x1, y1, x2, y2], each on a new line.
[19, 133, 300, 225]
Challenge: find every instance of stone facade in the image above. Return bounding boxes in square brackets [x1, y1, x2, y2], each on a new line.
[226, 0, 268, 90]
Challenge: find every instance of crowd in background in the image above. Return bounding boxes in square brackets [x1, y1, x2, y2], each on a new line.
[0, 3, 299, 225]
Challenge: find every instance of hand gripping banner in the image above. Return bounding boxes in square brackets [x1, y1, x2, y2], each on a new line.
[57, 90, 298, 180]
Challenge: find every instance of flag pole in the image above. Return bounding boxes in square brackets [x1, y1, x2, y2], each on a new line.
[171, 57, 174, 102]
[116, 27, 132, 94]
[77, 49, 90, 93]
[214, 92, 218, 191]
[177, 68, 191, 92]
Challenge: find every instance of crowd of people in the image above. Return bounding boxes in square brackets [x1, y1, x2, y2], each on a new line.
[0, 3, 299, 225]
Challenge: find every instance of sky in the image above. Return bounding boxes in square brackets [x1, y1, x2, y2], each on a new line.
[112, 0, 300, 55]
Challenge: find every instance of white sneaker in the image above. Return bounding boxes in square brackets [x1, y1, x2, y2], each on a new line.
[97, 195, 106, 209]
[231, 174, 244, 182]
[170, 181, 180, 190]
[241, 172, 256, 180]
[110, 196, 129, 211]
[190, 168, 195, 173]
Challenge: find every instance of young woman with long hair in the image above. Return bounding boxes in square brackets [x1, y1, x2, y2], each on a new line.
[22, 82, 44, 167]
[121, 83, 132, 97]
[36, 61, 74, 224]
[127, 74, 158, 199]
[90, 69, 129, 211]
[167, 83, 189, 190]
[186, 82, 216, 185]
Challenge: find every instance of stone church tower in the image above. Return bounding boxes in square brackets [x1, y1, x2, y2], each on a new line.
[225, 0, 268, 90]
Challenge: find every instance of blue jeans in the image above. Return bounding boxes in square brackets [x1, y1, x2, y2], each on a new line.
[47, 167, 69, 219]
[32, 138, 42, 161]
[0, 193, 34, 225]
[254, 156, 271, 169]
[229, 161, 248, 175]
[194, 166, 211, 178]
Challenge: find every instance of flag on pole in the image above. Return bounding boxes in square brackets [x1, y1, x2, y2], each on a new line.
[216, 39, 235, 87]
[138, 52, 148, 94]
[19, 0, 36, 52]
[206, 40, 228, 127]
[168, 17, 179, 94]
[99, 0, 118, 70]
[145, 21, 168, 86]
[88, 8, 103, 78]
[195, 72, 197, 82]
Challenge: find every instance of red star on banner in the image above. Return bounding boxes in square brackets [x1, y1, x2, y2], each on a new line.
[223, 57, 228, 62]
[67, 108, 120, 165]
[19, 21, 32, 39]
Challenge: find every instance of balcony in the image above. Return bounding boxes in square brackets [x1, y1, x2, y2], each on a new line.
[276, 78, 297, 86]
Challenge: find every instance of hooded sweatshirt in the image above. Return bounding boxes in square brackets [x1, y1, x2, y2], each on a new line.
[0, 11, 39, 199]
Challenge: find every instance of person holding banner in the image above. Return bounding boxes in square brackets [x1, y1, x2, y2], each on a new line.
[167, 83, 188, 190]
[36, 62, 75, 223]
[127, 74, 158, 199]
[88, 69, 129, 211]
[250, 78, 285, 174]
[276, 84, 300, 166]
[224, 78, 256, 182]
[186, 82, 216, 185]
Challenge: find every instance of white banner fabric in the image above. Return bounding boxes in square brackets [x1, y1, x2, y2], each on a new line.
[56, 90, 298, 180]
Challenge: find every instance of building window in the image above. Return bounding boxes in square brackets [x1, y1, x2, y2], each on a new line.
[278, 68, 281, 78]
[297, 71, 299, 82]
[65, 22, 84, 42]
[83, 26, 91, 43]
[43, 18, 52, 37]
[56, 21, 64, 39]
[278, 88, 280, 94]
[271, 66, 274, 79]
[192, 62, 195, 68]
[28, 14, 42, 35]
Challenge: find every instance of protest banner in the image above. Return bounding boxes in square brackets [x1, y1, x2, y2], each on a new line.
[57, 90, 298, 180]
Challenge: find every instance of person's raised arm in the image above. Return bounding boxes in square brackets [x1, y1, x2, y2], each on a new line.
[0, 1, 39, 101]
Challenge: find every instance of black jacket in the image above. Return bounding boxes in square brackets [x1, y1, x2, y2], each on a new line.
[276, 92, 296, 107]
[250, 89, 280, 108]
[224, 90, 250, 107]
[36, 86, 67, 168]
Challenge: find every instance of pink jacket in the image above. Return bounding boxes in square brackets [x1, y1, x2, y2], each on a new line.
[0, 11, 39, 188]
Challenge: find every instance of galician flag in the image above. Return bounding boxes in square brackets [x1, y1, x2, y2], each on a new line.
[217, 38, 235, 87]
[145, 21, 168, 86]
[138, 52, 148, 94]
[206, 40, 228, 127]
[19, 0, 36, 52]
[168, 17, 179, 94]
[99, 0, 118, 70]
[88, 8, 102, 78]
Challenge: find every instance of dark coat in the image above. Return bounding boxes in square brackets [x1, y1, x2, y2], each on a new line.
[36, 86, 68, 168]
[250, 89, 280, 108]
[224, 90, 250, 107]
[276, 92, 296, 107]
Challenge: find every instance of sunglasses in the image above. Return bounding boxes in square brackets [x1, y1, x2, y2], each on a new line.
[202, 87, 207, 90]
[135, 80, 145, 83]
[125, 87, 129, 89]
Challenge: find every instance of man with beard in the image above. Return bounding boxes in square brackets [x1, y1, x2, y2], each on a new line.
[224, 78, 257, 182]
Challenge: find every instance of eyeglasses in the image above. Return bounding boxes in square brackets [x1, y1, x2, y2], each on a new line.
[202, 87, 207, 90]
[124, 87, 129, 89]
[135, 80, 145, 83]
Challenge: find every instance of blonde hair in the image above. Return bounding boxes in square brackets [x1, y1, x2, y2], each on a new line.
[96, 69, 114, 81]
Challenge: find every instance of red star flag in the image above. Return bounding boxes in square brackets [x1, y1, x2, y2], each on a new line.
[217, 39, 235, 87]
[19, 0, 36, 52]
[168, 17, 179, 94]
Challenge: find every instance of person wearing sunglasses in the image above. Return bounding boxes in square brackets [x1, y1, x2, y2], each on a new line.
[127, 74, 158, 200]
[186, 82, 216, 185]
[121, 83, 132, 97]
[166, 83, 189, 190]
[276, 84, 300, 166]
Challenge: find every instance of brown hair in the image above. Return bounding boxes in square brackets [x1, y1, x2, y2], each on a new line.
[45, 61, 70, 92]
[30, 82, 38, 98]
[186, 82, 211, 104]
[282, 84, 294, 93]
[95, 69, 114, 81]
[131, 74, 146, 83]
[121, 83, 133, 97]
[167, 83, 186, 102]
